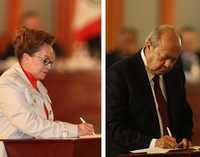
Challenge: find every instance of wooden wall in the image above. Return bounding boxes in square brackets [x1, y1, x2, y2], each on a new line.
[43, 70, 101, 133]
[186, 83, 200, 145]
[0, 0, 75, 57]
[106, 0, 123, 52]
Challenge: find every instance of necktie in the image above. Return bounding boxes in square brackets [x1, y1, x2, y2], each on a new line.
[153, 75, 169, 135]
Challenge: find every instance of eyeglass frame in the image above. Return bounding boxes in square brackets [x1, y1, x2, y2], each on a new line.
[33, 54, 55, 66]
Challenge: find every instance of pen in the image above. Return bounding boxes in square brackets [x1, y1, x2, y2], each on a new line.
[80, 117, 95, 135]
[80, 117, 86, 123]
[167, 126, 180, 148]
[166, 126, 172, 137]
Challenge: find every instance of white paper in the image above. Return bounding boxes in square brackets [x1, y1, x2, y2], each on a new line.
[130, 147, 170, 154]
[130, 146, 200, 154]
[79, 134, 101, 139]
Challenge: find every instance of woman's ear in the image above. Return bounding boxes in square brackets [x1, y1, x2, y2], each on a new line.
[22, 53, 30, 60]
[21, 53, 31, 64]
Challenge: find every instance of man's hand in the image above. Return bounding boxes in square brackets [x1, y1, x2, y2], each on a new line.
[155, 135, 177, 148]
[78, 123, 95, 136]
[177, 138, 192, 148]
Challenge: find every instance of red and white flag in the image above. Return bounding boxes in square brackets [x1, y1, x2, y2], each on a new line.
[73, 0, 101, 42]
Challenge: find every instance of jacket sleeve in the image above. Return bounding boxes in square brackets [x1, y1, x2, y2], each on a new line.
[0, 86, 78, 138]
[179, 67, 193, 140]
[106, 67, 152, 151]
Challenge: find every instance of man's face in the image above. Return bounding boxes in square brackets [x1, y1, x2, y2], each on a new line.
[182, 31, 199, 53]
[121, 32, 138, 54]
[23, 16, 41, 30]
[145, 33, 182, 75]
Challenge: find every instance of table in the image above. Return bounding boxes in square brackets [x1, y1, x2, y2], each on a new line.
[4, 137, 101, 157]
[119, 150, 200, 157]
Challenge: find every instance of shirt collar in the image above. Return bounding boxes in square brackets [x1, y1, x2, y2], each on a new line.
[141, 48, 155, 81]
[20, 64, 38, 89]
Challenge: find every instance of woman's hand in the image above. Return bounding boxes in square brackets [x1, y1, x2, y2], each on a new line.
[78, 123, 95, 136]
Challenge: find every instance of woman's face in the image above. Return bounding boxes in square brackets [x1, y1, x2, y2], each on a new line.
[22, 43, 55, 80]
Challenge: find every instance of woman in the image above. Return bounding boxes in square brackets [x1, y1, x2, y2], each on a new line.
[0, 27, 94, 139]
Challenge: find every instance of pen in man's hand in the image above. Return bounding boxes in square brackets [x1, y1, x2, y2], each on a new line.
[167, 126, 179, 148]
[166, 126, 172, 137]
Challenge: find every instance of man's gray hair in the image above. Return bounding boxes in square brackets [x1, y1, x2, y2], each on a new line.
[145, 25, 180, 47]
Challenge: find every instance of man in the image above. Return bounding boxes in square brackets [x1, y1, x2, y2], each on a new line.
[180, 26, 200, 82]
[106, 27, 139, 68]
[1, 11, 63, 60]
[106, 25, 193, 157]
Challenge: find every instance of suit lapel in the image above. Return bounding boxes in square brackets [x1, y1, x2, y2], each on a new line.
[135, 53, 161, 135]
[122, 52, 161, 136]
[128, 53, 159, 126]
[134, 53, 160, 115]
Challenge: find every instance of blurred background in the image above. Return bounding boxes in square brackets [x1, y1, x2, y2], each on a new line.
[106, 0, 200, 144]
[0, 0, 101, 133]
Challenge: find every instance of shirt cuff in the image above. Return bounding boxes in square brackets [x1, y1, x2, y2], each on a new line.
[149, 138, 158, 148]
[62, 122, 78, 138]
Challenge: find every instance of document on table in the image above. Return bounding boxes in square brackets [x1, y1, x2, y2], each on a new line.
[130, 147, 169, 154]
[79, 134, 101, 139]
[130, 146, 200, 154]
[47, 134, 101, 140]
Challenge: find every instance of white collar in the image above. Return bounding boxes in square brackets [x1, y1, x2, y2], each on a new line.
[11, 63, 47, 93]
[141, 48, 155, 81]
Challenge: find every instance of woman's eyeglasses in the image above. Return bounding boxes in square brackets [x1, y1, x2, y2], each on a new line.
[33, 55, 55, 66]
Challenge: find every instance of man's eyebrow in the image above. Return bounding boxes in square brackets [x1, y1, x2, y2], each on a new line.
[160, 53, 179, 59]
[167, 55, 179, 60]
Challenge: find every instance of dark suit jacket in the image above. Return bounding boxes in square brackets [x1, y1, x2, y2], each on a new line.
[106, 49, 136, 69]
[106, 51, 193, 157]
[106, 50, 125, 69]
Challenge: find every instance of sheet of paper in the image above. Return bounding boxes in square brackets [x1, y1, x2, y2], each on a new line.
[130, 146, 200, 154]
[130, 147, 170, 154]
[42, 134, 101, 140]
[191, 146, 200, 150]
[79, 134, 101, 139]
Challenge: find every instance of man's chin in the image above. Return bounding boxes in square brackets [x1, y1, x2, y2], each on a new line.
[149, 68, 170, 75]
[156, 69, 171, 75]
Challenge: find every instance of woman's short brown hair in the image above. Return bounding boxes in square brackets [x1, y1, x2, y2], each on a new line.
[13, 27, 55, 60]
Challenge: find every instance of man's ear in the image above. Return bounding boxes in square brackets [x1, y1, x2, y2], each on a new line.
[145, 42, 152, 52]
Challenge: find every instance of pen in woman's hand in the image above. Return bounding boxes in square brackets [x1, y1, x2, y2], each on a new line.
[79, 117, 95, 135]
[80, 117, 86, 123]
